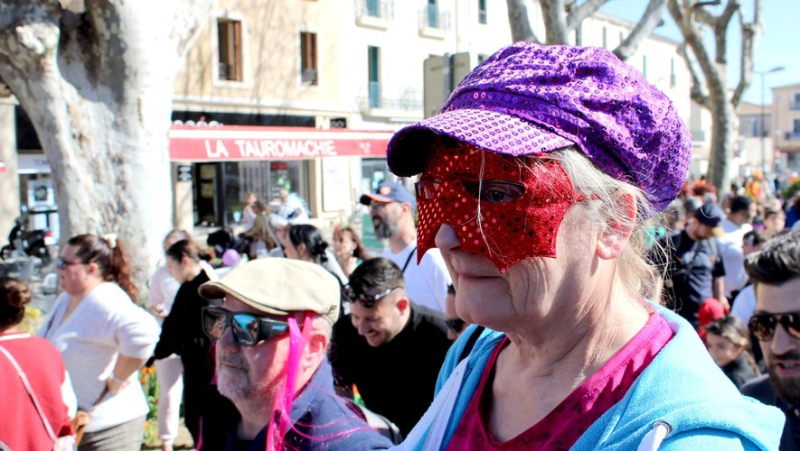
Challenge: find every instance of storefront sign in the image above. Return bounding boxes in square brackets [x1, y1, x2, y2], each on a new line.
[169, 126, 394, 162]
[17, 154, 51, 174]
[322, 157, 350, 212]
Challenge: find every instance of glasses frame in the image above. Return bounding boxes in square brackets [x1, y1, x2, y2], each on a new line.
[201, 306, 290, 347]
[56, 257, 82, 270]
[748, 312, 800, 342]
[341, 285, 404, 308]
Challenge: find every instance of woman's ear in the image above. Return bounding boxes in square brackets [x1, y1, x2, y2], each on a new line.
[298, 243, 308, 257]
[596, 190, 636, 260]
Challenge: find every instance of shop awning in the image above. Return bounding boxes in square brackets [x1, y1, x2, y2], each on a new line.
[169, 125, 394, 161]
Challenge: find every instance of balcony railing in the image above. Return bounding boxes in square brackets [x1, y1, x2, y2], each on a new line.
[786, 131, 800, 141]
[356, 0, 393, 20]
[791, 101, 800, 111]
[360, 82, 423, 112]
[420, 4, 451, 31]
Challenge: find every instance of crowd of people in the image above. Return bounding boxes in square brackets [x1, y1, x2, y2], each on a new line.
[5, 41, 800, 450]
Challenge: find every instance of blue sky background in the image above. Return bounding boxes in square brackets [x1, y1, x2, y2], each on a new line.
[600, 0, 799, 104]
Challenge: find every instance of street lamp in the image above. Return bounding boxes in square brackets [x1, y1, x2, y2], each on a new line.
[756, 66, 785, 175]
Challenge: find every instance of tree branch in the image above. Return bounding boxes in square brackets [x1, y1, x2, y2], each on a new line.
[669, 0, 721, 107]
[506, 0, 541, 43]
[541, 0, 570, 44]
[566, 0, 607, 31]
[613, 0, 667, 61]
[713, 0, 740, 64]
[731, 0, 762, 107]
[679, 42, 711, 109]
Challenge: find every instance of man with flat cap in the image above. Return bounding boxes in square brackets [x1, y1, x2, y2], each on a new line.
[197, 258, 392, 450]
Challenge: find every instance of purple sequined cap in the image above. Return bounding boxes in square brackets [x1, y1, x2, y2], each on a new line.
[386, 42, 692, 212]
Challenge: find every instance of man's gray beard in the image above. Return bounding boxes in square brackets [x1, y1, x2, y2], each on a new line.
[217, 361, 275, 407]
[768, 361, 800, 407]
[374, 221, 398, 240]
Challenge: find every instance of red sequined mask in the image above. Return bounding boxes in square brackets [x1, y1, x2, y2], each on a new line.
[415, 141, 585, 273]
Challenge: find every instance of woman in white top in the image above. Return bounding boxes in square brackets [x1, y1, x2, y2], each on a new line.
[40, 234, 160, 450]
[147, 230, 189, 451]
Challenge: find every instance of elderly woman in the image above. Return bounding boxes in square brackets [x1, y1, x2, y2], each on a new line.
[391, 43, 782, 449]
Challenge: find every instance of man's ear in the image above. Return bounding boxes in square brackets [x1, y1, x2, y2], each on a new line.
[596, 190, 636, 260]
[396, 297, 410, 315]
[303, 329, 329, 371]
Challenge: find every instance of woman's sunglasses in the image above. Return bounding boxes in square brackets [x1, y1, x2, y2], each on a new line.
[201, 306, 290, 346]
[748, 312, 800, 342]
[56, 257, 82, 270]
[341, 285, 403, 308]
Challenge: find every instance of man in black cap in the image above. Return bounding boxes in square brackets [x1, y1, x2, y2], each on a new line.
[360, 181, 451, 313]
[652, 202, 728, 324]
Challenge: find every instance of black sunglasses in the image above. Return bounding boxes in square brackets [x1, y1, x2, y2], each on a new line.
[201, 306, 290, 347]
[341, 285, 403, 308]
[56, 257, 82, 270]
[415, 179, 525, 204]
[445, 318, 466, 334]
[748, 312, 800, 342]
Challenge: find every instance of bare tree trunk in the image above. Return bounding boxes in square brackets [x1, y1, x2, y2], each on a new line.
[541, 0, 571, 44]
[0, 0, 212, 301]
[708, 91, 735, 191]
[668, 0, 762, 194]
[507, 0, 541, 43]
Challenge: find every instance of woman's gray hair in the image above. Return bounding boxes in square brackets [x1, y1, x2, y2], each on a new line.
[549, 148, 662, 298]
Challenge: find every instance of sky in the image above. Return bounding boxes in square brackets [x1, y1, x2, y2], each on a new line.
[600, 0, 799, 105]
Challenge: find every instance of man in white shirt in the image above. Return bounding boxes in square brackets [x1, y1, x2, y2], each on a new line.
[719, 196, 756, 298]
[360, 181, 451, 312]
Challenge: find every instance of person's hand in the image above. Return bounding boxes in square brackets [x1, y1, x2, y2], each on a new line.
[106, 374, 131, 395]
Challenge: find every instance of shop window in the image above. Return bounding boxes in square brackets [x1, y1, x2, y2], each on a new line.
[218, 19, 243, 82]
[478, 0, 487, 24]
[300, 32, 318, 86]
[201, 160, 310, 227]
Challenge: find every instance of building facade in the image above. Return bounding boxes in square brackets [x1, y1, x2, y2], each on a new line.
[0, 0, 708, 243]
[772, 83, 800, 174]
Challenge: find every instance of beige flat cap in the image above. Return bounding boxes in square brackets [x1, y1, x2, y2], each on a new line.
[198, 258, 340, 324]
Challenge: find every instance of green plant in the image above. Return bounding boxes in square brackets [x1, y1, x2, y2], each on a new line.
[783, 180, 800, 201]
[140, 365, 160, 446]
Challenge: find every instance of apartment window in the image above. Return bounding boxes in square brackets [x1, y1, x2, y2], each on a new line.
[602, 27, 607, 48]
[368, 46, 380, 108]
[217, 20, 243, 82]
[300, 32, 318, 86]
[670, 58, 676, 87]
[642, 55, 647, 80]
[794, 118, 800, 133]
[478, 0, 487, 24]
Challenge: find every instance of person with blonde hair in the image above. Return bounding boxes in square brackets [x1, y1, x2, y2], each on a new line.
[389, 42, 782, 449]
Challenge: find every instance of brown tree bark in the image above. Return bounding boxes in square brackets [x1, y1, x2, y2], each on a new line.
[0, 0, 213, 301]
